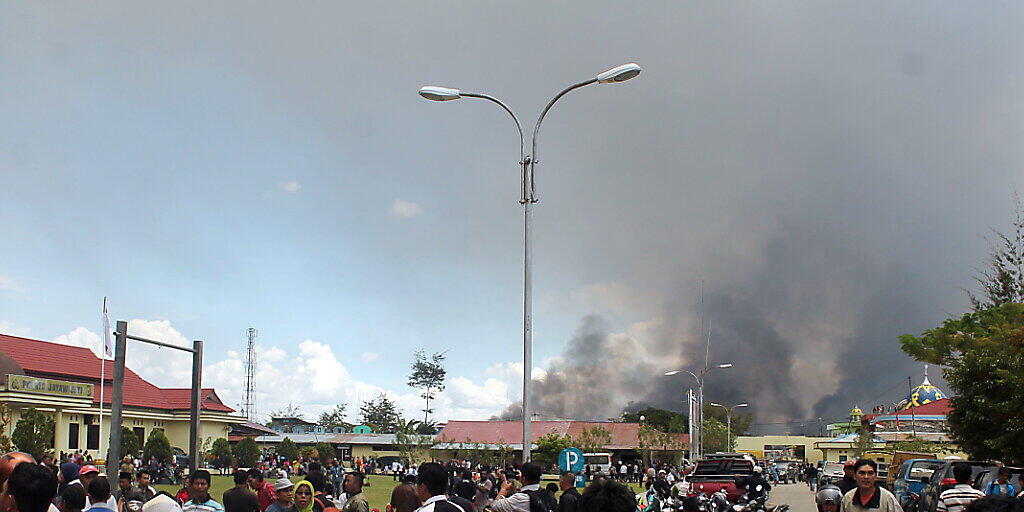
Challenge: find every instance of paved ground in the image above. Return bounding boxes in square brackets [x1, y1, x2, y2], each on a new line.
[770, 482, 818, 512]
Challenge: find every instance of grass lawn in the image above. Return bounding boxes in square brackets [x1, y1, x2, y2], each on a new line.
[157, 474, 648, 511]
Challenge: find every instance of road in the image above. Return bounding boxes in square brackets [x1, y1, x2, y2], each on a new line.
[769, 482, 817, 512]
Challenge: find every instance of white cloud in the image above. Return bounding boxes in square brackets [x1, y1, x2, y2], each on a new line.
[0, 321, 31, 337]
[0, 276, 23, 293]
[389, 199, 424, 218]
[280, 181, 301, 193]
[50, 321, 539, 422]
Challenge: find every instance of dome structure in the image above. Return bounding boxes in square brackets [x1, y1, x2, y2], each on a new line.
[900, 365, 946, 410]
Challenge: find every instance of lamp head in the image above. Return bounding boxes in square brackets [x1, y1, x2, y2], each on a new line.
[737, 403, 749, 408]
[419, 86, 461, 101]
[597, 63, 642, 83]
[664, 370, 680, 376]
[718, 363, 733, 369]
[709, 402, 722, 407]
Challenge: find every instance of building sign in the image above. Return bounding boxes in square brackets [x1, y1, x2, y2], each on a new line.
[7, 375, 94, 399]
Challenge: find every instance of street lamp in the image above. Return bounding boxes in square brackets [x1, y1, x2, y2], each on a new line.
[708, 402, 748, 452]
[664, 362, 733, 460]
[419, 63, 641, 463]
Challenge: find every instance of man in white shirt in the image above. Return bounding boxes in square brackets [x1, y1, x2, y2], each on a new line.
[413, 463, 465, 512]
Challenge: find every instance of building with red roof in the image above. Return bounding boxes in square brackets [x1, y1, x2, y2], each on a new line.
[0, 333, 243, 460]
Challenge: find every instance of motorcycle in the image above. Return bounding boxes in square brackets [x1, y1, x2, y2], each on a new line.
[728, 485, 790, 512]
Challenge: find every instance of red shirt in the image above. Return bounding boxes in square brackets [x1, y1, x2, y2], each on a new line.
[255, 481, 276, 511]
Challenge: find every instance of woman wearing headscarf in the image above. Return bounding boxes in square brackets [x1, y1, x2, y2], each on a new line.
[58, 462, 81, 498]
[293, 481, 318, 512]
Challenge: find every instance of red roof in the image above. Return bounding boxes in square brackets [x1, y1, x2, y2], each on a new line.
[1, 333, 235, 413]
[435, 420, 688, 450]
[891, 398, 951, 416]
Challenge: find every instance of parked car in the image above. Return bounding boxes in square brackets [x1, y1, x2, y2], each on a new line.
[891, 459, 943, 508]
[918, 461, 989, 512]
[689, 457, 756, 502]
[172, 446, 189, 468]
[819, 462, 845, 487]
[973, 465, 1024, 494]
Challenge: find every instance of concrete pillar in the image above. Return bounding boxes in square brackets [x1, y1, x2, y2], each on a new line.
[53, 410, 67, 457]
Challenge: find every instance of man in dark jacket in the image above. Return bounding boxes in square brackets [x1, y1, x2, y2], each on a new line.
[838, 461, 858, 495]
[738, 467, 772, 499]
[558, 472, 581, 512]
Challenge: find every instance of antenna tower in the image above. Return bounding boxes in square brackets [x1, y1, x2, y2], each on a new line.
[243, 327, 258, 421]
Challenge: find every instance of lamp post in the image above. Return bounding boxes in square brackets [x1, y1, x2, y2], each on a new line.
[419, 63, 642, 463]
[708, 402, 747, 452]
[664, 363, 732, 460]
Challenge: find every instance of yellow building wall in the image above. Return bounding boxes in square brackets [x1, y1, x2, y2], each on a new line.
[735, 435, 832, 464]
[350, 445, 400, 460]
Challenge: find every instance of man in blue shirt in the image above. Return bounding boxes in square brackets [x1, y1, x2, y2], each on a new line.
[87, 478, 118, 512]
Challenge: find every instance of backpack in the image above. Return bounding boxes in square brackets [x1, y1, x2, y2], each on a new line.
[523, 489, 557, 512]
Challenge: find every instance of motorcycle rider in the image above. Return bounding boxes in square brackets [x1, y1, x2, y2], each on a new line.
[738, 467, 772, 501]
[816, 485, 843, 512]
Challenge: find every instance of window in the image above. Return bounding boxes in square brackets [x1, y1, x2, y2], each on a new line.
[87, 424, 100, 450]
[133, 427, 145, 448]
[68, 423, 80, 449]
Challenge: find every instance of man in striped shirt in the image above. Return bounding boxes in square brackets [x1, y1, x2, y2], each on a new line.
[183, 471, 225, 512]
[936, 463, 985, 512]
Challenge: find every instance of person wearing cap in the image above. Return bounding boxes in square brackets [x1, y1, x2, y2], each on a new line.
[838, 461, 858, 495]
[142, 494, 183, 512]
[72, 467, 117, 511]
[265, 479, 295, 512]
[182, 471, 223, 512]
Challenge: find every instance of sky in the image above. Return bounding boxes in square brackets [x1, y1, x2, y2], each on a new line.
[2, 1, 1023, 431]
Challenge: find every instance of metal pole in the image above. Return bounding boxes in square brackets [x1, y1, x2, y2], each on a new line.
[697, 378, 703, 459]
[189, 340, 203, 472]
[106, 321, 127, 481]
[726, 409, 732, 451]
[522, 187, 533, 463]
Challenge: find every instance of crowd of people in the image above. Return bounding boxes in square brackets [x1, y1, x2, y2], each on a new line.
[814, 459, 1024, 512]
[0, 451, 647, 512]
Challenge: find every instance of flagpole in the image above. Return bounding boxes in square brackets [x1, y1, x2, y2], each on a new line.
[99, 298, 112, 461]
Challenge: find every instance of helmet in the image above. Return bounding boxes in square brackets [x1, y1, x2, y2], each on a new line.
[753, 466, 763, 473]
[816, 485, 843, 507]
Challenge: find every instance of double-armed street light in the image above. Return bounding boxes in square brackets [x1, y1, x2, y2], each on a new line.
[664, 363, 733, 459]
[419, 63, 642, 463]
[708, 401, 748, 451]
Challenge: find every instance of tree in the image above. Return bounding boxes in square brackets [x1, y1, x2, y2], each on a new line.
[899, 302, 1024, 462]
[120, 426, 141, 457]
[358, 394, 402, 434]
[314, 442, 335, 462]
[407, 350, 447, 425]
[702, 405, 754, 439]
[11, 408, 54, 459]
[270, 403, 304, 419]
[277, 437, 300, 460]
[534, 433, 572, 469]
[569, 426, 612, 455]
[317, 405, 349, 431]
[415, 420, 438, 435]
[622, 407, 689, 433]
[299, 446, 318, 459]
[234, 437, 260, 467]
[210, 438, 234, 468]
[968, 198, 1024, 310]
[0, 404, 13, 452]
[143, 429, 173, 464]
[701, 416, 731, 453]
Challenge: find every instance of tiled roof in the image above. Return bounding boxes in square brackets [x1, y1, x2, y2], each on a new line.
[435, 420, 687, 450]
[1, 333, 235, 413]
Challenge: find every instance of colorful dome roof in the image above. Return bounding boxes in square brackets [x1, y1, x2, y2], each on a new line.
[901, 365, 946, 410]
